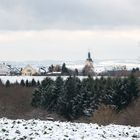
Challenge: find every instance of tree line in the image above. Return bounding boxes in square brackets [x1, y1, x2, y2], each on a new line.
[0, 79, 40, 87]
[31, 74, 139, 120]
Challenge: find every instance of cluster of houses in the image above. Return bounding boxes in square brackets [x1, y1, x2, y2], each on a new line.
[1, 52, 139, 77]
[0, 52, 94, 76]
[0, 63, 47, 76]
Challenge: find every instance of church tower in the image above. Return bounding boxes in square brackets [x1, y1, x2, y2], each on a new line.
[83, 51, 94, 76]
[87, 51, 93, 62]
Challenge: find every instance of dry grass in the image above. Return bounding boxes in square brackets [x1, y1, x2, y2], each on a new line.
[0, 85, 34, 118]
[117, 98, 140, 126]
[90, 104, 118, 125]
[89, 98, 140, 126]
[0, 85, 65, 121]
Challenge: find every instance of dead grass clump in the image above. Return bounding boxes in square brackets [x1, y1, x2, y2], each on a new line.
[90, 104, 118, 125]
[117, 98, 140, 126]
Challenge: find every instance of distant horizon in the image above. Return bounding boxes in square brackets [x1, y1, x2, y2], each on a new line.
[0, 58, 139, 63]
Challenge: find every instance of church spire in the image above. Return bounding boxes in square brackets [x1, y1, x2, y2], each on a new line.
[87, 51, 93, 62]
[88, 52, 91, 59]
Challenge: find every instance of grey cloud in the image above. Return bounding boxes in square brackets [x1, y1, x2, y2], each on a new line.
[0, 0, 140, 30]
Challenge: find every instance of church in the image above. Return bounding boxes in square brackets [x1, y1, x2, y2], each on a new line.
[82, 52, 94, 76]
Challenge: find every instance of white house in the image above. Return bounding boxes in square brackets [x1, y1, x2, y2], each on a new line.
[0, 63, 10, 76]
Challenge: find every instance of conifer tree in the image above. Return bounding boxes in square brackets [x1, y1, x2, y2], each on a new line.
[40, 77, 54, 108]
[37, 80, 40, 86]
[61, 63, 69, 75]
[31, 79, 36, 86]
[5, 80, 10, 87]
[20, 79, 25, 86]
[0, 79, 3, 86]
[59, 76, 81, 120]
[49, 76, 64, 111]
[25, 80, 29, 87]
[31, 88, 42, 107]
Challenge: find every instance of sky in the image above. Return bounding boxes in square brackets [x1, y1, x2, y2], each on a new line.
[0, 0, 140, 61]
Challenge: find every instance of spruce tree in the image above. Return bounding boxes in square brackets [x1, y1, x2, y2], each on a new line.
[127, 74, 139, 99]
[5, 80, 10, 87]
[59, 76, 81, 120]
[25, 80, 29, 87]
[20, 79, 25, 86]
[31, 79, 36, 87]
[31, 88, 42, 107]
[61, 63, 69, 75]
[40, 77, 54, 108]
[0, 79, 3, 86]
[48, 76, 64, 111]
[37, 80, 40, 86]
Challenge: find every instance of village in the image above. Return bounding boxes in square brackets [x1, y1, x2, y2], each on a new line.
[0, 52, 140, 77]
[0, 52, 95, 76]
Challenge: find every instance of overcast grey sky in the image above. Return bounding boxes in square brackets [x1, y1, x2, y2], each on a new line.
[0, 0, 140, 61]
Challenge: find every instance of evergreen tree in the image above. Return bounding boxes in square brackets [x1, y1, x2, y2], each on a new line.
[25, 80, 29, 87]
[103, 75, 139, 110]
[15, 80, 19, 86]
[31, 79, 36, 86]
[5, 80, 10, 87]
[61, 63, 69, 75]
[81, 77, 100, 116]
[49, 76, 64, 111]
[20, 79, 25, 86]
[58, 76, 81, 120]
[127, 74, 139, 99]
[0, 79, 3, 86]
[40, 77, 54, 108]
[37, 80, 40, 86]
[31, 88, 42, 107]
[31, 77, 54, 108]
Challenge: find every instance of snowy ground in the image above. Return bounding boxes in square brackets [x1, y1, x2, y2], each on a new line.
[0, 76, 89, 84]
[0, 118, 140, 140]
[0, 76, 46, 84]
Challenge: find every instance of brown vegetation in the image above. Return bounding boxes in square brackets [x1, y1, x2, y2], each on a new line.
[0, 85, 65, 121]
[0, 85, 34, 119]
[90, 105, 118, 125]
[117, 98, 140, 126]
[89, 98, 140, 126]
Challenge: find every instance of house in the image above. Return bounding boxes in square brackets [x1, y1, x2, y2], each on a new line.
[21, 64, 37, 76]
[0, 63, 10, 76]
[7, 65, 21, 75]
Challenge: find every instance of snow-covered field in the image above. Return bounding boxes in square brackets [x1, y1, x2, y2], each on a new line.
[0, 76, 89, 84]
[0, 76, 46, 84]
[0, 118, 140, 140]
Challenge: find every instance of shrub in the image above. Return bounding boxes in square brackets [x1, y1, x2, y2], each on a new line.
[90, 104, 118, 125]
